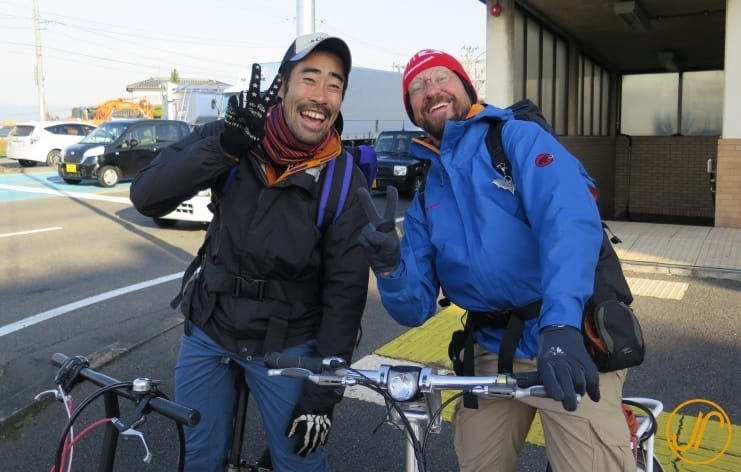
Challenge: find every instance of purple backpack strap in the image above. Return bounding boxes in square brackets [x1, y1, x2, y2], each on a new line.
[316, 152, 354, 231]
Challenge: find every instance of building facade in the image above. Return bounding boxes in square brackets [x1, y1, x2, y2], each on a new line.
[474, 0, 739, 228]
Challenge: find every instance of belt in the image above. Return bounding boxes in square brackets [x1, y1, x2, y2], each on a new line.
[202, 258, 315, 303]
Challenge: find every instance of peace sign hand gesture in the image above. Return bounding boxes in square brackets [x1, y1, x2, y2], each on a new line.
[220, 63, 282, 157]
[356, 186, 400, 275]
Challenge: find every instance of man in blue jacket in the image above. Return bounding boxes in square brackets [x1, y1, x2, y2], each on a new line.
[357, 49, 634, 471]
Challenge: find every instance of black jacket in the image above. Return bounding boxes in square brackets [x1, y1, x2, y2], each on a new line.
[130, 120, 369, 362]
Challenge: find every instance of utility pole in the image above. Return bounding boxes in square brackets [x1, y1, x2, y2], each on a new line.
[33, 0, 47, 121]
[296, 0, 315, 36]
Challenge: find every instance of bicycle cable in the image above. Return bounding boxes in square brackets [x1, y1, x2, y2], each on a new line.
[421, 390, 465, 458]
[53, 382, 132, 471]
[344, 366, 429, 471]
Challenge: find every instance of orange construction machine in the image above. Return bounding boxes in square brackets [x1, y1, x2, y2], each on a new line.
[91, 98, 154, 123]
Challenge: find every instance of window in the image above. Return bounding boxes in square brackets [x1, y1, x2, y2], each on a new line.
[620, 70, 723, 136]
[513, 7, 570, 135]
[620, 73, 679, 136]
[577, 56, 610, 136]
[156, 123, 185, 143]
[76, 124, 96, 136]
[681, 71, 723, 136]
[10, 126, 33, 137]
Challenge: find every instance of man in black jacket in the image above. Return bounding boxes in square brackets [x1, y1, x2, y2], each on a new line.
[131, 33, 369, 472]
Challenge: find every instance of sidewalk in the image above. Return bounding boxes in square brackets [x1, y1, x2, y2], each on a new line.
[604, 220, 741, 281]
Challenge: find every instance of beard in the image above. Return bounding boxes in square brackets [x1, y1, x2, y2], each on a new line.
[419, 117, 445, 142]
[414, 94, 470, 142]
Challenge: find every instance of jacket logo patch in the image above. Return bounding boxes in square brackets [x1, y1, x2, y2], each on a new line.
[493, 178, 515, 195]
[535, 153, 554, 167]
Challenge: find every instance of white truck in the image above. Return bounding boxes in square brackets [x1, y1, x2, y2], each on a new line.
[154, 64, 415, 227]
[216, 63, 416, 143]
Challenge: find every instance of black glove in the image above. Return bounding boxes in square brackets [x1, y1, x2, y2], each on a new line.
[356, 186, 400, 274]
[537, 325, 600, 411]
[286, 382, 343, 457]
[220, 63, 282, 157]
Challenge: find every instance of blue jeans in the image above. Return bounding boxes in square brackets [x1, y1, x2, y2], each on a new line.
[175, 325, 329, 472]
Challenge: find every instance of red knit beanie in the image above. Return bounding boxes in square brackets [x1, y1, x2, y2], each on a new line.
[402, 49, 478, 125]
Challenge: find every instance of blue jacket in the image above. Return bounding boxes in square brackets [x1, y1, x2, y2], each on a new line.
[376, 105, 603, 359]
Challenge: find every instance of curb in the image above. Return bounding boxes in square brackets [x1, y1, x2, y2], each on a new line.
[620, 260, 741, 282]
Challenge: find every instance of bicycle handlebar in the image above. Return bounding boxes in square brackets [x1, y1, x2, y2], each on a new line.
[51, 353, 200, 426]
[263, 351, 345, 373]
[265, 353, 548, 400]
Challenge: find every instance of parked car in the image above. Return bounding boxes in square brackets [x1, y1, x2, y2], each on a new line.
[153, 189, 213, 228]
[371, 130, 427, 197]
[58, 119, 190, 187]
[6, 121, 97, 167]
[0, 124, 13, 157]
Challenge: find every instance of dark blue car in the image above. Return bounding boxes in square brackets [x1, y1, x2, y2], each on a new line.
[371, 130, 427, 197]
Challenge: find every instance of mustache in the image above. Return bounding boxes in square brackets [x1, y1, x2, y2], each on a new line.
[424, 94, 453, 112]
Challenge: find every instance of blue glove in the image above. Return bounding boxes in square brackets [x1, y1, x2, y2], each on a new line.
[537, 325, 600, 411]
[356, 186, 400, 274]
[220, 63, 282, 157]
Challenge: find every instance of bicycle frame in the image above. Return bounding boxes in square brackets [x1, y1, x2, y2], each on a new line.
[624, 397, 664, 472]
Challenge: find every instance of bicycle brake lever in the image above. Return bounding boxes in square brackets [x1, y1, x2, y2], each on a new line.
[120, 427, 153, 463]
[34, 389, 65, 402]
[113, 394, 152, 431]
[267, 367, 312, 379]
[308, 373, 347, 386]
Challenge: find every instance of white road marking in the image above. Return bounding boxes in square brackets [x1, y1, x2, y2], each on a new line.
[0, 227, 63, 238]
[0, 272, 183, 338]
[0, 183, 131, 204]
[626, 277, 689, 300]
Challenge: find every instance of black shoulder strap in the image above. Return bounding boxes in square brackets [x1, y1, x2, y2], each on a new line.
[486, 119, 511, 180]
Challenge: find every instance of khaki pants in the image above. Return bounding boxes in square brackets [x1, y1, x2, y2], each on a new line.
[452, 345, 634, 472]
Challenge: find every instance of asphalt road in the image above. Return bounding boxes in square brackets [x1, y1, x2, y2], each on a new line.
[1, 161, 739, 471]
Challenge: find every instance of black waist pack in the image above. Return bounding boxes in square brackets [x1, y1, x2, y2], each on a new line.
[583, 300, 645, 372]
[579, 227, 646, 373]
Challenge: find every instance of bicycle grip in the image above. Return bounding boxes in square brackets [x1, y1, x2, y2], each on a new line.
[263, 352, 323, 373]
[149, 397, 200, 426]
[513, 371, 540, 387]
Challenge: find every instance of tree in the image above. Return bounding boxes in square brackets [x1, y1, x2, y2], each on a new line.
[170, 69, 181, 83]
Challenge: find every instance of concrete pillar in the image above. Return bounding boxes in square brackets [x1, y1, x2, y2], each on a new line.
[715, 0, 741, 227]
[484, 0, 515, 107]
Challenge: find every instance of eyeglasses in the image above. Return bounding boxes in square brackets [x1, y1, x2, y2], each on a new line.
[408, 71, 452, 97]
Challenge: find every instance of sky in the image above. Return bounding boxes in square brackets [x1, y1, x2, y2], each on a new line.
[0, 0, 488, 123]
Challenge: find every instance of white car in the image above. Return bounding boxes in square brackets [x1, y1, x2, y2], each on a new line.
[6, 121, 97, 167]
[152, 189, 214, 228]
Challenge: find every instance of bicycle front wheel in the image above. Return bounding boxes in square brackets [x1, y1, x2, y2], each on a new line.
[636, 452, 664, 472]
